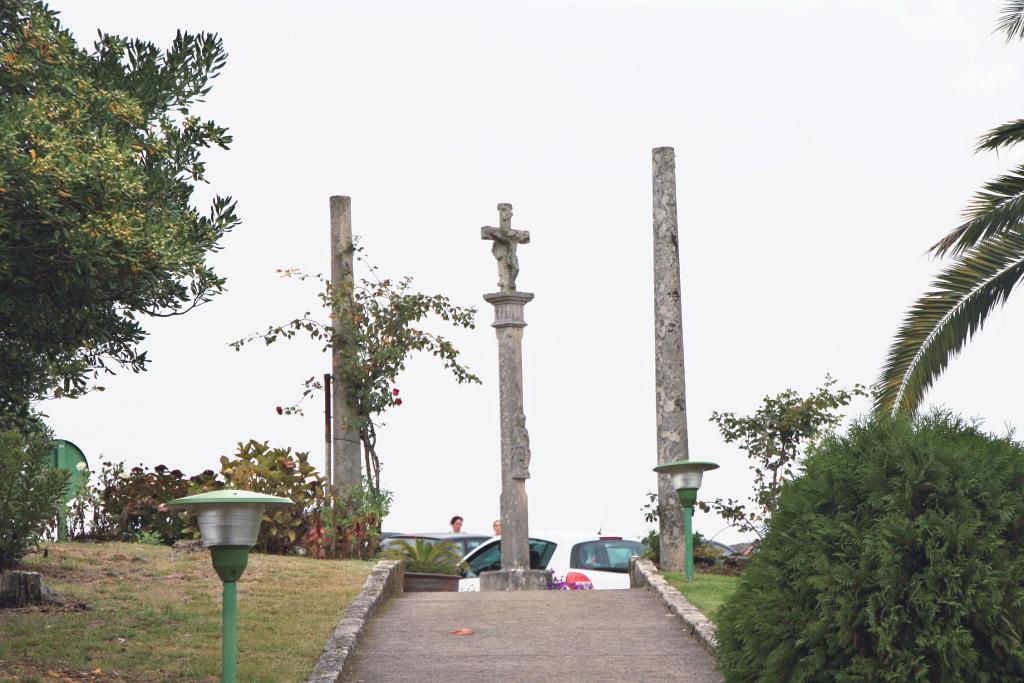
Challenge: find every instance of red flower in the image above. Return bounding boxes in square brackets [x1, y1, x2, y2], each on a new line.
[157, 503, 169, 513]
[392, 388, 400, 396]
[276, 406, 283, 415]
[283, 460, 296, 469]
[395, 398, 403, 406]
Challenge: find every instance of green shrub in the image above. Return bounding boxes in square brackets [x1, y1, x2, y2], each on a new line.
[82, 461, 204, 543]
[65, 440, 333, 556]
[641, 529, 659, 562]
[206, 440, 327, 554]
[0, 429, 68, 570]
[716, 413, 1024, 682]
[135, 530, 164, 545]
[321, 479, 393, 560]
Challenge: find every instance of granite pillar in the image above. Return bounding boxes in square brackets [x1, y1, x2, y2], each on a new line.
[330, 195, 362, 495]
[652, 148, 688, 572]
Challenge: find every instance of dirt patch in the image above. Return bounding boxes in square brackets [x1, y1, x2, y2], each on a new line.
[0, 661, 163, 682]
[3, 598, 88, 614]
[170, 540, 203, 554]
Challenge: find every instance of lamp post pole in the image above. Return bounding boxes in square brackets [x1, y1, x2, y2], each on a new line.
[168, 490, 293, 683]
[222, 580, 237, 682]
[654, 460, 718, 582]
[683, 506, 694, 581]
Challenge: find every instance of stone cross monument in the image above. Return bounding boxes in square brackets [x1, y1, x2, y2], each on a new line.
[652, 148, 689, 572]
[479, 203, 547, 591]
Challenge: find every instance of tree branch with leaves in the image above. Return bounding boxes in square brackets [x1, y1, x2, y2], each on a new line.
[232, 245, 480, 493]
[875, 1, 1024, 415]
[701, 377, 867, 540]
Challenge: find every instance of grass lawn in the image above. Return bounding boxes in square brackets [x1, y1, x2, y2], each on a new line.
[0, 542, 373, 683]
[662, 572, 741, 624]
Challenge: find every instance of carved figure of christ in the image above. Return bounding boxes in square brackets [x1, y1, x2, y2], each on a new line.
[481, 203, 530, 293]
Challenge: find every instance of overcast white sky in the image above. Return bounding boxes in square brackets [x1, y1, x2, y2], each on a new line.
[42, 0, 1024, 544]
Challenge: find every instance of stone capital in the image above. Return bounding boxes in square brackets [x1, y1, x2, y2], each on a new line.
[483, 291, 534, 328]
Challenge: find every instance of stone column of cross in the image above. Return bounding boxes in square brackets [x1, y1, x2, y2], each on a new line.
[479, 203, 547, 591]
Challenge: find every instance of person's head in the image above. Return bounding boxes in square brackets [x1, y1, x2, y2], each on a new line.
[492, 519, 502, 536]
[450, 515, 463, 533]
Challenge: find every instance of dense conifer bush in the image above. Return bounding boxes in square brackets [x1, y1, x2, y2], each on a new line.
[716, 413, 1024, 682]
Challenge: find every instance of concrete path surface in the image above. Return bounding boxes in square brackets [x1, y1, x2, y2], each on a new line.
[342, 589, 722, 682]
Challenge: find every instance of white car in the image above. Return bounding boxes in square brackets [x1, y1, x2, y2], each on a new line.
[458, 531, 644, 591]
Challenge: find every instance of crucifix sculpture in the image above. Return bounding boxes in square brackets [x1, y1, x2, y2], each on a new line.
[481, 203, 530, 293]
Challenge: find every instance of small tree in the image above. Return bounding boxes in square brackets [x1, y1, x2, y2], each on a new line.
[0, 428, 67, 570]
[233, 246, 479, 493]
[701, 376, 867, 539]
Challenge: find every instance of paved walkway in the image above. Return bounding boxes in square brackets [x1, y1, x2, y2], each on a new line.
[342, 589, 722, 682]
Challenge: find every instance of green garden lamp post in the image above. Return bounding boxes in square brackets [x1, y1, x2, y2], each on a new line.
[168, 490, 293, 683]
[653, 460, 718, 581]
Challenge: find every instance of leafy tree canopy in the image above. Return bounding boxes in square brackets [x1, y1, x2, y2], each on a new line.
[0, 1, 238, 427]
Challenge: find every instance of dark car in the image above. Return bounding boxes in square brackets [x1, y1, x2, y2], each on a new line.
[699, 540, 735, 557]
[380, 533, 491, 558]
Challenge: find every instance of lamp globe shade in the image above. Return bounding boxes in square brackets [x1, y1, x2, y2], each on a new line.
[168, 490, 293, 548]
[653, 461, 719, 506]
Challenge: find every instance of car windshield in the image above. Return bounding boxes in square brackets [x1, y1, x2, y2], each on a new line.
[463, 539, 557, 577]
[462, 537, 486, 555]
[569, 540, 644, 573]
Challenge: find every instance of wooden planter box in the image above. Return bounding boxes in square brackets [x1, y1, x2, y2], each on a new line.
[403, 572, 460, 592]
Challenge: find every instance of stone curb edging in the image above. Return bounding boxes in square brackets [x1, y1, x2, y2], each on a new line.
[306, 559, 404, 682]
[629, 557, 717, 656]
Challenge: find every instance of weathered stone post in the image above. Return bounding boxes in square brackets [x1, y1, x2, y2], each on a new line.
[330, 196, 362, 496]
[652, 148, 689, 572]
[480, 203, 547, 591]
[0, 571, 54, 607]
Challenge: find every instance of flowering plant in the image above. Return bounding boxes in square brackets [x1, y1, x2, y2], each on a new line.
[545, 568, 593, 591]
[68, 460, 208, 542]
[231, 245, 479, 495]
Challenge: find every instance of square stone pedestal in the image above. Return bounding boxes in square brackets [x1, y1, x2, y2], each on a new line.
[480, 568, 549, 591]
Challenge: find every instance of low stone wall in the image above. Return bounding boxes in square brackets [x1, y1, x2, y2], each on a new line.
[629, 557, 717, 656]
[306, 559, 404, 683]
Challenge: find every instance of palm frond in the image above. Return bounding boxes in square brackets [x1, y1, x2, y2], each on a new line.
[977, 119, 1024, 153]
[997, 1, 1024, 42]
[874, 232, 1024, 416]
[930, 164, 1024, 256]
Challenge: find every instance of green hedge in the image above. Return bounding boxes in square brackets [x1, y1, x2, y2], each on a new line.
[716, 413, 1024, 682]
